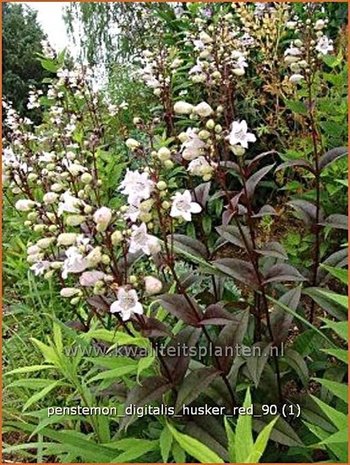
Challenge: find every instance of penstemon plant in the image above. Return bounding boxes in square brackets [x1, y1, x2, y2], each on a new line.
[3, 3, 347, 464]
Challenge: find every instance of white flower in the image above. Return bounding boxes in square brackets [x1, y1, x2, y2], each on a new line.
[289, 74, 304, 84]
[170, 190, 202, 221]
[144, 276, 163, 295]
[199, 31, 213, 44]
[284, 46, 302, 57]
[194, 102, 213, 118]
[119, 170, 154, 206]
[315, 36, 333, 55]
[129, 223, 161, 255]
[181, 128, 206, 161]
[110, 287, 143, 321]
[62, 246, 89, 279]
[79, 271, 106, 287]
[30, 260, 51, 276]
[124, 204, 141, 222]
[227, 120, 256, 149]
[174, 101, 194, 115]
[15, 199, 36, 212]
[58, 191, 83, 216]
[93, 206, 112, 231]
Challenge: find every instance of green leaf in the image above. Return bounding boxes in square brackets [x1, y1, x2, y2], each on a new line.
[87, 364, 137, 384]
[167, 423, 224, 463]
[321, 348, 348, 363]
[320, 265, 348, 284]
[245, 417, 278, 463]
[283, 349, 309, 386]
[312, 378, 348, 403]
[310, 395, 347, 431]
[224, 417, 236, 463]
[4, 365, 54, 376]
[160, 425, 173, 463]
[235, 388, 254, 462]
[110, 438, 158, 462]
[285, 100, 308, 115]
[22, 380, 61, 412]
[320, 318, 348, 341]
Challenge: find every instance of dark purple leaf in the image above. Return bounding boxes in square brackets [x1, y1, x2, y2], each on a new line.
[275, 159, 315, 174]
[252, 205, 277, 218]
[256, 241, 288, 260]
[319, 146, 347, 171]
[263, 264, 306, 284]
[157, 293, 202, 326]
[161, 327, 201, 383]
[319, 214, 348, 230]
[317, 248, 348, 285]
[120, 376, 172, 429]
[288, 199, 324, 226]
[245, 164, 275, 200]
[214, 309, 250, 374]
[246, 342, 273, 388]
[213, 258, 258, 289]
[185, 419, 229, 462]
[199, 304, 236, 326]
[175, 367, 220, 412]
[270, 287, 302, 345]
[246, 151, 277, 172]
[216, 224, 252, 251]
[87, 296, 110, 312]
[193, 182, 211, 207]
[171, 234, 208, 259]
[137, 316, 172, 338]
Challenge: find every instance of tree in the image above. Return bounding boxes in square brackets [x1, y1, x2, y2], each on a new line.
[2, 3, 48, 116]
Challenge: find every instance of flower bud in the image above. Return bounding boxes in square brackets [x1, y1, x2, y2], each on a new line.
[194, 102, 213, 118]
[51, 183, 64, 192]
[37, 237, 55, 249]
[33, 224, 45, 233]
[125, 138, 140, 150]
[156, 181, 167, 191]
[206, 119, 215, 130]
[57, 233, 77, 246]
[111, 230, 123, 245]
[231, 145, 246, 157]
[86, 246, 102, 267]
[101, 254, 111, 265]
[43, 192, 58, 204]
[66, 215, 85, 226]
[157, 147, 171, 161]
[129, 275, 137, 284]
[93, 207, 112, 231]
[60, 287, 81, 298]
[81, 172, 93, 184]
[161, 201, 170, 210]
[15, 199, 36, 212]
[174, 101, 194, 115]
[144, 276, 162, 295]
[163, 160, 174, 169]
[198, 130, 210, 140]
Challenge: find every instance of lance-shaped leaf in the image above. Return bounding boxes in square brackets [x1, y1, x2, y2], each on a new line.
[87, 296, 110, 312]
[245, 164, 275, 200]
[319, 146, 347, 171]
[171, 234, 208, 259]
[216, 224, 252, 251]
[317, 248, 348, 285]
[214, 310, 250, 374]
[275, 159, 315, 174]
[283, 349, 309, 386]
[120, 376, 172, 429]
[319, 214, 348, 230]
[161, 327, 201, 383]
[246, 150, 277, 172]
[252, 205, 277, 218]
[246, 342, 272, 388]
[157, 293, 203, 326]
[271, 287, 302, 345]
[288, 199, 324, 226]
[175, 367, 220, 412]
[263, 264, 306, 284]
[194, 181, 211, 207]
[256, 241, 288, 260]
[213, 258, 258, 289]
[199, 304, 236, 326]
[303, 287, 347, 321]
[186, 418, 229, 462]
[138, 316, 172, 338]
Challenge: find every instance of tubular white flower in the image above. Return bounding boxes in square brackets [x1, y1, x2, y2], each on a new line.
[315, 36, 333, 55]
[181, 128, 206, 161]
[62, 246, 89, 279]
[129, 223, 161, 255]
[119, 169, 154, 206]
[170, 190, 202, 221]
[227, 120, 256, 149]
[110, 287, 143, 321]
